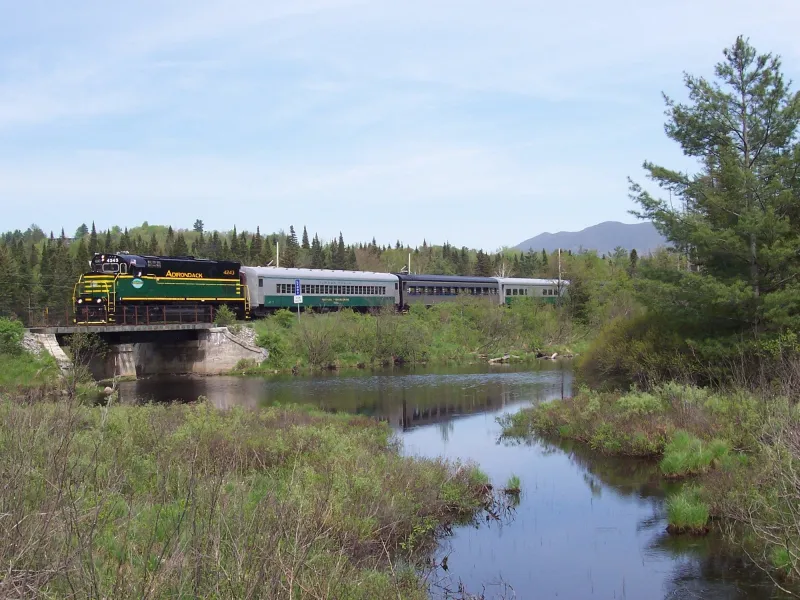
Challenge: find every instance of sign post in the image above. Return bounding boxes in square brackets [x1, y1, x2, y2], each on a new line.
[293, 279, 302, 320]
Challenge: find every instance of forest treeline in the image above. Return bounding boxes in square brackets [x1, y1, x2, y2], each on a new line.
[0, 218, 665, 326]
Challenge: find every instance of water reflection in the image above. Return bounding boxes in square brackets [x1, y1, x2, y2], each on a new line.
[117, 364, 789, 599]
[118, 364, 571, 438]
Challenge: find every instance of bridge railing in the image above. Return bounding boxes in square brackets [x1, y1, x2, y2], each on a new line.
[27, 305, 218, 327]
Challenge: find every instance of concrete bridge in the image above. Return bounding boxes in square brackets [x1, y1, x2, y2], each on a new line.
[26, 323, 268, 380]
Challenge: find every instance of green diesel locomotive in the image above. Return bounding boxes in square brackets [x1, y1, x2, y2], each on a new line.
[73, 253, 249, 325]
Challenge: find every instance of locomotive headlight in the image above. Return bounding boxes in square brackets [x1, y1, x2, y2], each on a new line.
[97, 298, 103, 303]
[77, 299, 83, 304]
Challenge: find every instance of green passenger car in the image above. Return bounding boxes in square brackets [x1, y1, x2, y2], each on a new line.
[241, 267, 399, 316]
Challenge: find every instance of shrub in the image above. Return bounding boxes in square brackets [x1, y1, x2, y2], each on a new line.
[213, 305, 237, 326]
[577, 314, 690, 390]
[0, 317, 24, 355]
[272, 308, 297, 329]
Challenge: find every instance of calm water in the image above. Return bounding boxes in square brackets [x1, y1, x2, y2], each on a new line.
[118, 365, 786, 599]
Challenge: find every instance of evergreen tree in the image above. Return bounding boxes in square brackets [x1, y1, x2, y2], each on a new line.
[259, 235, 274, 266]
[74, 238, 90, 275]
[119, 228, 132, 252]
[310, 234, 325, 269]
[348, 247, 358, 270]
[193, 219, 204, 233]
[239, 230, 250, 263]
[301, 226, 310, 249]
[148, 233, 160, 255]
[207, 232, 220, 260]
[251, 227, 263, 263]
[172, 233, 189, 256]
[29, 243, 39, 270]
[0, 245, 19, 317]
[629, 249, 639, 276]
[230, 226, 240, 261]
[165, 226, 175, 255]
[104, 231, 113, 253]
[331, 233, 346, 270]
[284, 226, 299, 267]
[475, 250, 491, 277]
[631, 36, 800, 340]
[74, 223, 89, 239]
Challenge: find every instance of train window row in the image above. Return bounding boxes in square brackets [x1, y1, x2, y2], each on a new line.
[505, 288, 559, 296]
[275, 283, 387, 295]
[407, 286, 498, 296]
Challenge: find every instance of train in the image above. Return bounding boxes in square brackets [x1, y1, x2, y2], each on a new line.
[73, 252, 568, 324]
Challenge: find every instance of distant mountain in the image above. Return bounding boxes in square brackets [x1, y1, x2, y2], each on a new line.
[515, 221, 668, 255]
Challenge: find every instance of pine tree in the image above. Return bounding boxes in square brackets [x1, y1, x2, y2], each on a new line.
[165, 226, 175, 256]
[29, 244, 39, 270]
[251, 227, 263, 263]
[0, 245, 19, 317]
[230, 226, 240, 261]
[172, 233, 189, 256]
[193, 219, 204, 233]
[332, 233, 347, 270]
[239, 230, 249, 263]
[631, 36, 800, 339]
[475, 250, 491, 277]
[104, 231, 113, 253]
[148, 233, 160, 255]
[74, 238, 90, 275]
[259, 235, 274, 266]
[629, 249, 639, 276]
[74, 223, 89, 239]
[284, 226, 299, 267]
[310, 234, 325, 269]
[119, 228, 132, 252]
[301, 226, 310, 249]
[348, 247, 358, 270]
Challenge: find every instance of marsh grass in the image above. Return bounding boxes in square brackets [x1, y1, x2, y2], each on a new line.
[501, 383, 760, 459]
[666, 487, 710, 534]
[0, 398, 491, 599]
[660, 431, 731, 477]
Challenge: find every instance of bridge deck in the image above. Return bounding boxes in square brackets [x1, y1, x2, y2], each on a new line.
[27, 323, 217, 335]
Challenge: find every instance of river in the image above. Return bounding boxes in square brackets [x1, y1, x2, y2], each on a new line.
[118, 363, 787, 599]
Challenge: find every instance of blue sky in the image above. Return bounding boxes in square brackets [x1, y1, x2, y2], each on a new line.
[1, 0, 799, 250]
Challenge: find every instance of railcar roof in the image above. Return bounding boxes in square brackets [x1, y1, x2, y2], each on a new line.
[394, 274, 498, 284]
[241, 266, 398, 281]
[494, 277, 568, 286]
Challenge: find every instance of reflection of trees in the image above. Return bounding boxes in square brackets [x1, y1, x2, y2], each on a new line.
[514, 436, 791, 599]
[523, 436, 668, 501]
[438, 420, 454, 443]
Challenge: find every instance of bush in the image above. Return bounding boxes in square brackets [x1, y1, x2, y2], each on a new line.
[213, 305, 237, 326]
[0, 317, 24, 355]
[578, 314, 690, 390]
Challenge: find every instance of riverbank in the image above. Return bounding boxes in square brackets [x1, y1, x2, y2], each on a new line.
[501, 383, 800, 581]
[0, 397, 494, 599]
[239, 301, 585, 374]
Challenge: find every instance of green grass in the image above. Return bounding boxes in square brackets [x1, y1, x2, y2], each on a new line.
[0, 398, 491, 598]
[666, 487, 710, 534]
[659, 431, 731, 477]
[0, 351, 60, 396]
[505, 474, 521, 493]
